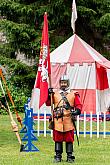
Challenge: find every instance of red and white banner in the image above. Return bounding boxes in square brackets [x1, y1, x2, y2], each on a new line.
[71, 0, 77, 33]
[31, 12, 51, 110]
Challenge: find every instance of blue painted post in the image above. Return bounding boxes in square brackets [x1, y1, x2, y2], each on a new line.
[21, 108, 39, 152]
[20, 104, 28, 133]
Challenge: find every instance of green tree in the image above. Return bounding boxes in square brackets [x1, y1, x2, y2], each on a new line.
[0, 0, 110, 58]
[77, 0, 110, 56]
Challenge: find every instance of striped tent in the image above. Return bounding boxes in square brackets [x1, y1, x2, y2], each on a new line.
[50, 34, 110, 114]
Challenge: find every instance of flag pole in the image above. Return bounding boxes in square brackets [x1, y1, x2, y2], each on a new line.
[49, 74, 54, 122]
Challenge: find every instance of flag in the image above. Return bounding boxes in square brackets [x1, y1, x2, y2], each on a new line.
[31, 12, 51, 109]
[71, 0, 77, 33]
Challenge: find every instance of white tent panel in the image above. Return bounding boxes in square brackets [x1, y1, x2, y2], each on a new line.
[50, 35, 75, 63]
[67, 63, 79, 88]
[107, 69, 110, 88]
[96, 89, 110, 113]
[67, 63, 96, 89]
[30, 88, 40, 113]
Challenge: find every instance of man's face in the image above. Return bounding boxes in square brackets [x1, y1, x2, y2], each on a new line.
[60, 80, 68, 90]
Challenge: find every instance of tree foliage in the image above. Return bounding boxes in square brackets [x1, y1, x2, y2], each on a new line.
[0, 0, 110, 58]
[0, 55, 36, 94]
[0, 55, 36, 113]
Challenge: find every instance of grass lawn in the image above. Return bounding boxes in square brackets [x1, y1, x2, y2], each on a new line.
[0, 114, 110, 165]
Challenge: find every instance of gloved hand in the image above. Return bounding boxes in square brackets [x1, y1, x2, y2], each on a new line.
[71, 108, 81, 116]
[48, 88, 54, 94]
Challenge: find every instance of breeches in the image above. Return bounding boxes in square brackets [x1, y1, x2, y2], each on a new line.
[53, 129, 74, 142]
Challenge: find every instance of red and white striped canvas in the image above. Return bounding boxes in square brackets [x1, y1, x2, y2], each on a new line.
[50, 34, 110, 114]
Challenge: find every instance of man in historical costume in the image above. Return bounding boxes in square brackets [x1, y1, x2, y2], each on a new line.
[46, 75, 82, 163]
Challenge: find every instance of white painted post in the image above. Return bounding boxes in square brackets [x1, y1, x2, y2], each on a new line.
[44, 109, 46, 137]
[90, 112, 92, 138]
[51, 130, 53, 137]
[77, 115, 79, 137]
[97, 112, 99, 138]
[37, 110, 40, 137]
[84, 111, 86, 138]
[104, 112, 106, 138]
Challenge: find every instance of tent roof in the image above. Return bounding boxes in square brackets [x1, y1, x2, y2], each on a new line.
[50, 34, 110, 68]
